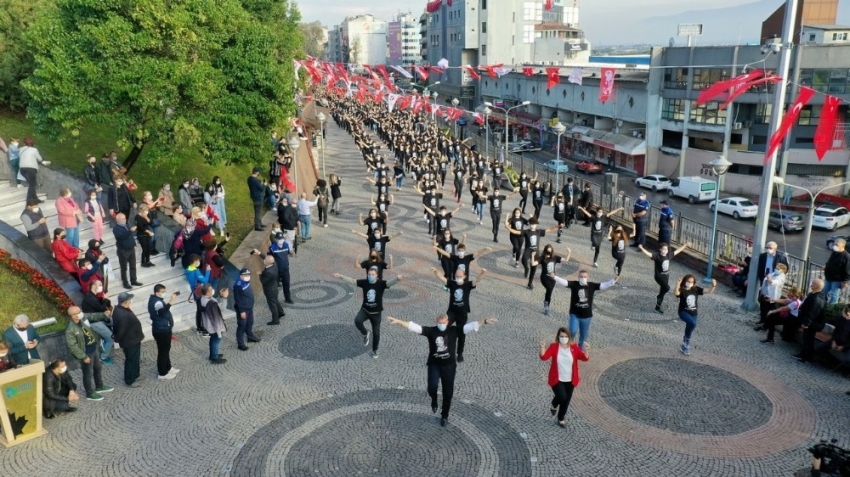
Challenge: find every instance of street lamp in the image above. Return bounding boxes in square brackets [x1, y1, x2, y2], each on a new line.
[451, 98, 460, 137]
[288, 136, 301, 195]
[317, 112, 326, 179]
[771, 177, 850, 263]
[483, 106, 491, 162]
[431, 92, 439, 122]
[552, 122, 567, 192]
[485, 100, 531, 166]
[703, 155, 733, 285]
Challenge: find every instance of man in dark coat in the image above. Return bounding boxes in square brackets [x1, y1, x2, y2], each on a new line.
[794, 279, 828, 363]
[248, 167, 266, 231]
[233, 268, 260, 350]
[258, 253, 285, 326]
[112, 292, 144, 387]
[43, 359, 79, 418]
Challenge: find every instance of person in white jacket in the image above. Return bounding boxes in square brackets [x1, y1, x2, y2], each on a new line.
[18, 137, 50, 203]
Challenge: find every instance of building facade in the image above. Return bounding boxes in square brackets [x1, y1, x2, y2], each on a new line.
[330, 15, 387, 66]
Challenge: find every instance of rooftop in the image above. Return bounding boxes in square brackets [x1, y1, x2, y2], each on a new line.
[803, 24, 850, 31]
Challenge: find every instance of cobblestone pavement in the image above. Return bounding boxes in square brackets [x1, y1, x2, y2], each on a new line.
[4, 119, 850, 476]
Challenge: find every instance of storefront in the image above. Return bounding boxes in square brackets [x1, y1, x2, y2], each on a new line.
[566, 125, 647, 176]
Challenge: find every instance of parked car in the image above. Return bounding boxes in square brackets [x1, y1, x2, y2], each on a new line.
[635, 174, 673, 192]
[543, 159, 570, 173]
[709, 197, 758, 219]
[768, 210, 806, 232]
[667, 176, 717, 203]
[826, 234, 850, 249]
[812, 205, 850, 231]
[576, 160, 604, 174]
[509, 141, 541, 153]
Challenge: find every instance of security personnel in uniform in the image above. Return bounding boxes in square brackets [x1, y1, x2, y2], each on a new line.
[631, 192, 650, 247]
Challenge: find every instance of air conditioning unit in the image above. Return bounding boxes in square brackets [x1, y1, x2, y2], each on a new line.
[744, 120, 753, 128]
[733, 122, 743, 129]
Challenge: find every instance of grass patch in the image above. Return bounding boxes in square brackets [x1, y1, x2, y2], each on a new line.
[0, 110, 258, 255]
[0, 265, 66, 334]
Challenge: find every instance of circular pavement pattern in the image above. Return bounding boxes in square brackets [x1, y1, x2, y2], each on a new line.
[279, 324, 369, 361]
[287, 280, 354, 310]
[231, 389, 532, 477]
[594, 286, 677, 323]
[572, 346, 816, 458]
[598, 357, 772, 435]
[382, 280, 433, 307]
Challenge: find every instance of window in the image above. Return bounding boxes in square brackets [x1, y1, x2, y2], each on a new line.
[690, 101, 727, 125]
[523, 2, 542, 21]
[809, 34, 816, 41]
[786, 163, 846, 177]
[481, 44, 486, 56]
[661, 98, 686, 121]
[833, 32, 848, 41]
[751, 135, 767, 145]
[523, 24, 534, 44]
[482, 22, 487, 33]
[795, 137, 814, 144]
[691, 68, 730, 90]
[663, 68, 688, 89]
[482, 0, 487, 8]
[798, 105, 820, 125]
[755, 103, 773, 124]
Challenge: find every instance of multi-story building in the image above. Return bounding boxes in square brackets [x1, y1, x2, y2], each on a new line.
[330, 14, 387, 66]
[388, 12, 421, 66]
[326, 25, 344, 63]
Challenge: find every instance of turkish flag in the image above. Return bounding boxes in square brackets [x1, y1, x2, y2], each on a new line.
[718, 75, 781, 110]
[466, 65, 481, 80]
[523, 67, 534, 77]
[473, 113, 484, 125]
[546, 67, 560, 90]
[544, 0, 554, 10]
[815, 94, 842, 160]
[598, 67, 616, 103]
[414, 66, 428, 81]
[765, 86, 816, 163]
[376, 65, 392, 88]
[697, 71, 764, 106]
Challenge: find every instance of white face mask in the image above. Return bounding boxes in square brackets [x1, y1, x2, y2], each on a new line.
[242, 276, 251, 283]
[93, 286, 102, 294]
[0, 353, 7, 358]
[60, 366, 68, 373]
[457, 252, 465, 258]
[684, 282, 694, 289]
[559, 336, 569, 344]
[578, 278, 588, 286]
[833, 245, 840, 252]
[436, 323, 448, 331]
[276, 240, 285, 246]
[32, 207, 40, 213]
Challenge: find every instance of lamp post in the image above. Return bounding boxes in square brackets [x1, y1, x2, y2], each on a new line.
[552, 122, 567, 192]
[317, 112, 326, 180]
[483, 106, 491, 161]
[484, 100, 531, 167]
[771, 177, 850, 263]
[431, 92, 439, 123]
[288, 136, 301, 195]
[703, 155, 732, 285]
[451, 98, 460, 137]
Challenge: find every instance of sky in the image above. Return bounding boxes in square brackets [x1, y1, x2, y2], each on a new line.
[298, 0, 850, 46]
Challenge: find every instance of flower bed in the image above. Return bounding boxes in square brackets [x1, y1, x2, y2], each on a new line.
[0, 248, 72, 332]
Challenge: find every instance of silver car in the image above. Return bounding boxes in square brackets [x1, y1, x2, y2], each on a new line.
[768, 210, 805, 232]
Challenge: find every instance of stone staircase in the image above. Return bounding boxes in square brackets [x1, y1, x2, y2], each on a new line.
[0, 180, 235, 340]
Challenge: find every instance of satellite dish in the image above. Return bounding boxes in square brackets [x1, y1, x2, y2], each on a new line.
[669, 37, 675, 47]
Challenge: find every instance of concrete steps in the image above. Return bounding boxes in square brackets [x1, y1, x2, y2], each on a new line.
[0, 180, 235, 340]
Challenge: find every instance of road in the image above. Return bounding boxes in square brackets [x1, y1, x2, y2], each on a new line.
[473, 131, 832, 265]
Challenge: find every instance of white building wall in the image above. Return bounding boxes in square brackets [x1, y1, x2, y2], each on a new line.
[342, 15, 388, 65]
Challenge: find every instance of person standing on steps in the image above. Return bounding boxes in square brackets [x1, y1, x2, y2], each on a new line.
[637, 242, 689, 314]
[386, 314, 497, 427]
[505, 208, 528, 268]
[333, 269, 402, 359]
[577, 205, 622, 268]
[248, 167, 266, 231]
[64, 306, 114, 402]
[112, 292, 144, 387]
[631, 192, 650, 247]
[553, 270, 617, 350]
[113, 213, 142, 290]
[259, 253, 285, 326]
[673, 274, 716, 356]
[539, 328, 589, 428]
[18, 137, 51, 204]
[540, 244, 572, 316]
[607, 224, 633, 281]
[233, 268, 260, 351]
[428, 267, 488, 363]
[147, 285, 180, 381]
[657, 200, 676, 246]
[486, 187, 517, 243]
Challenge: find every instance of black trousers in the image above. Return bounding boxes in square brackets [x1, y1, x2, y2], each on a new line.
[20, 167, 38, 202]
[278, 269, 292, 301]
[519, 192, 528, 213]
[138, 235, 152, 264]
[80, 350, 103, 396]
[510, 235, 523, 262]
[532, 199, 543, 219]
[490, 209, 501, 237]
[447, 309, 469, 356]
[800, 324, 825, 360]
[122, 343, 141, 385]
[265, 291, 285, 324]
[551, 381, 576, 421]
[427, 362, 457, 419]
[655, 274, 670, 306]
[591, 234, 603, 263]
[152, 330, 172, 376]
[612, 252, 625, 277]
[523, 248, 538, 283]
[542, 275, 556, 306]
[253, 200, 263, 228]
[317, 206, 327, 225]
[758, 295, 775, 324]
[354, 308, 381, 352]
[634, 219, 647, 246]
[236, 309, 256, 346]
[117, 247, 137, 285]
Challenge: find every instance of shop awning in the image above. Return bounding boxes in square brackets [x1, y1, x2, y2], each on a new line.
[511, 111, 543, 127]
[569, 125, 646, 156]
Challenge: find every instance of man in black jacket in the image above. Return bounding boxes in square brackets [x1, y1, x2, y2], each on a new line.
[257, 254, 285, 326]
[43, 359, 79, 418]
[107, 177, 136, 218]
[277, 196, 300, 253]
[233, 268, 259, 351]
[823, 238, 850, 305]
[248, 167, 266, 231]
[754, 241, 789, 329]
[578, 183, 593, 226]
[81, 280, 115, 365]
[793, 279, 828, 363]
[112, 292, 145, 387]
[113, 213, 142, 289]
[95, 154, 115, 220]
[560, 178, 579, 228]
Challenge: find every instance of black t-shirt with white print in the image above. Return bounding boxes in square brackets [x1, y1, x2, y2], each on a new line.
[540, 255, 563, 277]
[652, 252, 671, 276]
[523, 229, 546, 250]
[421, 324, 461, 364]
[447, 280, 475, 312]
[678, 286, 704, 316]
[356, 279, 387, 313]
[567, 281, 602, 318]
[488, 194, 506, 212]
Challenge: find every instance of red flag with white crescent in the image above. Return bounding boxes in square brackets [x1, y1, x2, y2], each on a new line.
[765, 86, 816, 163]
[815, 94, 842, 161]
[522, 67, 534, 77]
[466, 65, 481, 80]
[598, 67, 616, 103]
[545, 67, 560, 90]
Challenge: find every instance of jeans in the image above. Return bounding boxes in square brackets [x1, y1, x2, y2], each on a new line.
[354, 308, 381, 352]
[80, 350, 104, 396]
[568, 314, 592, 349]
[90, 321, 114, 361]
[9, 159, 19, 185]
[551, 381, 575, 421]
[395, 176, 403, 188]
[121, 343, 141, 385]
[209, 333, 222, 360]
[65, 227, 80, 249]
[823, 280, 843, 305]
[20, 167, 38, 202]
[235, 309, 256, 346]
[634, 219, 647, 246]
[474, 202, 484, 222]
[299, 214, 311, 238]
[678, 311, 698, 344]
[152, 330, 172, 376]
[253, 200, 263, 228]
[427, 362, 457, 419]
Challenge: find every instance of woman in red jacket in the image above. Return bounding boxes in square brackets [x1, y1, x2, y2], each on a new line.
[539, 327, 590, 427]
[51, 227, 83, 276]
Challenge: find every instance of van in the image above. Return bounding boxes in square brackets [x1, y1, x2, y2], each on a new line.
[667, 176, 717, 203]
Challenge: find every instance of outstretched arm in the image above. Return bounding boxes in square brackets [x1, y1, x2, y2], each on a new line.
[606, 207, 624, 218]
[704, 279, 717, 295]
[390, 231, 403, 239]
[357, 214, 365, 227]
[333, 273, 356, 285]
[450, 204, 463, 215]
[433, 246, 451, 258]
[545, 225, 559, 233]
[673, 242, 690, 256]
[463, 317, 497, 334]
[388, 255, 394, 270]
[637, 244, 653, 258]
[473, 269, 487, 287]
[460, 233, 467, 245]
[673, 277, 683, 296]
[473, 247, 493, 259]
[365, 176, 377, 185]
[385, 275, 402, 288]
[430, 267, 448, 285]
[562, 248, 572, 264]
[351, 229, 369, 239]
[423, 206, 436, 217]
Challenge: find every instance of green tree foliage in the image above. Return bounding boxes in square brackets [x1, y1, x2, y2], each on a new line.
[22, 0, 303, 172]
[0, 0, 54, 110]
[298, 21, 326, 59]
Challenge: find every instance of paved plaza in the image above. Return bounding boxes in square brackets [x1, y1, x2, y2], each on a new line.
[4, 119, 850, 476]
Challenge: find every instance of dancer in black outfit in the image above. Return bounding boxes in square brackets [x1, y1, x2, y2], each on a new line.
[333, 269, 402, 358]
[531, 180, 546, 219]
[483, 187, 517, 243]
[637, 242, 689, 313]
[577, 205, 623, 268]
[517, 172, 535, 214]
[607, 224, 634, 280]
[429, 267, 488, 363]
[540, 244, 572, 315]
[507, 218, 558, 289]
[505, 208, 528, 268]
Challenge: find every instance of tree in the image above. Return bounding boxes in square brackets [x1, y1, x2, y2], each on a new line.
[23, 0, 303, 172]
[298, 21, 326, 59]
[348, 35, 362, 64]
[0, 0, 54, 110]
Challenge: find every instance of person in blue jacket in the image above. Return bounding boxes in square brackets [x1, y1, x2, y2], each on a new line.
[233, 268, 259, 351]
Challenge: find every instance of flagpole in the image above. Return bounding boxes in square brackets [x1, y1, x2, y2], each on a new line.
[743, 0, 799, 312]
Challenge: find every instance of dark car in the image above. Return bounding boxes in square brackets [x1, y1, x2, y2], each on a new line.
[826, 234, 850, 249]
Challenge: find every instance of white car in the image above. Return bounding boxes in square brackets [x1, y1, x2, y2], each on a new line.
[813, 205, 850, 230]
[709, 197, 758, 219]
[635, 174, 673, 192]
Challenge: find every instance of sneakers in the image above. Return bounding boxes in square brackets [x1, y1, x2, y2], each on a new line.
[363, 330, 371, 347]
[543, 308, 550, 316]
[158, 371, 176, 380]
[457, 353, 464, 363]
[238, 345, 249, 351]
[550, 405, 557, 416]
[95, 385, 114, 393]
[101, 357, 114, 365]
[431, 400, 438, 414]
[211, 358, 227, 364]
[372, 351, 379, 359]
[760, 338, 774, 344]
[593, 262, 598, 268]
[680, 343, 691, 356]
[86, 392, 104, 401]
[324, 224, 328, 228]
[128, 381, 142, 388]
[654, 305, 663, 314]
[440, 417, 448, 427]
[170, 367, 180, 374]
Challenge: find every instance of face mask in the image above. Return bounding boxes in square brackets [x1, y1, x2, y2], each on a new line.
[833, 245, 840, 252]
[367, 275, 377, 284]
[455, 278, 464, 285]
[32, 207, 40, 213]
[183, 183, 189, 188]
[90, 196, 97, 201]
[77, 312, 84, 320]
[60, 366, 68, 374]
[276, 240, 284, 246]
[530, 225, 537, 231]
[216, 181, 221, 185]
[767, 249, 775, 256]
[457, 252, 465, 258]
[93, 286, 102, 294]
[165, 186, 171, 191]
[684, 282, 694, 289]
[370, 213, 377, 218]
[559, 337, 569, 344]
[436, 323, 447, 332]
[0, 353, 6, 358]
[578, 278, 588, 286]
[242, 276, 251, 283]
[116, 182, 124, 187]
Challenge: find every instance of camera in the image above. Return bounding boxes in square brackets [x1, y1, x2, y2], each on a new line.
[809, 439, 850, 476]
